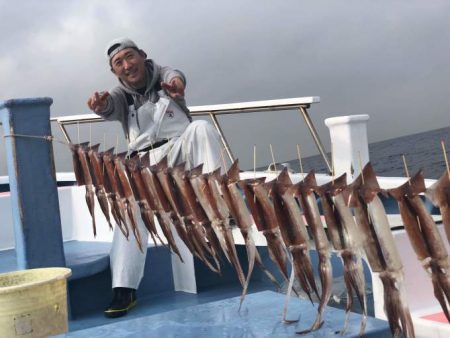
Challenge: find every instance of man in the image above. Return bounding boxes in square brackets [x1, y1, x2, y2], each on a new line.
[87, 38, 223, 318]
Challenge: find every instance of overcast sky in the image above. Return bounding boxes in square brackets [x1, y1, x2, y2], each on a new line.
[1, 0, 450, 173]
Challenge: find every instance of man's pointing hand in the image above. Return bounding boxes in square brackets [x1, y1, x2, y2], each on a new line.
[161, 77, 185, 100]
[87, 91, 110, 113]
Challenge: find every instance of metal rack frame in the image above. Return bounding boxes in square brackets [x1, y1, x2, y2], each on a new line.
[50, 96, 332, 172]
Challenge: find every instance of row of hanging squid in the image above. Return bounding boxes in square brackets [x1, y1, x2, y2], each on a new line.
[70, 142, 450, 338]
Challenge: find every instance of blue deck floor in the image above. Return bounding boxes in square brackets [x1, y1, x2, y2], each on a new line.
[1, 241, 378, 337]
[58, 291, 389, 338]
[66, 280, 272, 333]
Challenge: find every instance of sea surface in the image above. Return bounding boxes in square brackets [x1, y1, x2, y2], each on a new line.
[287, 126, 450, 180]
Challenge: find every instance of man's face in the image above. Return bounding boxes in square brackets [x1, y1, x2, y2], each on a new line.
[110, 48, 147, 88]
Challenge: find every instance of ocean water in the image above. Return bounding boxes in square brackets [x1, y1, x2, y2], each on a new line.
[287, 126, 450, 180]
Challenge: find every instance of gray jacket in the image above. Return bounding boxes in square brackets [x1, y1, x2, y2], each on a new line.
[97, 59, 191, 150]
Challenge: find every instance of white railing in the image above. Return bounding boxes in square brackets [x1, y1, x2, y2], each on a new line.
[50, 96, 332, 172]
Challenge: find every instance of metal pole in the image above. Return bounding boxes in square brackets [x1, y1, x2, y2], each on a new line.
[298, 106, 332, 173]
[58, 123, 72, 144]
[208, 112, 235, 163]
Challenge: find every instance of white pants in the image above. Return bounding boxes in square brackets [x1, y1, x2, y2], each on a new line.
[110, 120, 224, 289]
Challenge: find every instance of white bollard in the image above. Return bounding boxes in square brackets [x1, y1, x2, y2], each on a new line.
[324, 114, 370, 180]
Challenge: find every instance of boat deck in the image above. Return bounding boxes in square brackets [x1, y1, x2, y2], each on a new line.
[0, 240, 378, 335]
[58, 290, 389, 338]
[66, 280, 272, 333]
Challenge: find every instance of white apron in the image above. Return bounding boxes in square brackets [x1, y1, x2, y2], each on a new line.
[110, 117, 224, 289]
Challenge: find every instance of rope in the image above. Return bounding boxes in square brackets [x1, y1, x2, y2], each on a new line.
[3, 133, 70, 146]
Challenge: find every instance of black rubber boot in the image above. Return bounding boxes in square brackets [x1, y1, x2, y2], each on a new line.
[104, 287, 137, 318]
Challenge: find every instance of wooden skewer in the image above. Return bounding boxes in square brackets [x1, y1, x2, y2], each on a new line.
[203, 139, 209, 173]
[269, 144, 277, 179]
[199, 140, 211, 192]
[441, 140, 450, 181]
[253, 144, 256, 179]
[253, 144, 257, 203]
[331, 142, 335, 185]
[357, 151, 365, 184]
[356, 151, 373, 224]
[402, 154, 411, 184]
[149, 141, 158, 165]
[358, 151, 364, 184]
[296, 144, 305, 180]
[220, 147, 228, 174]
[113, 135, 119, 176]
[103, 133, 106, 175]
[402, 154, 423, 226]
[124, 138, 128, 157]
[402, 154, 410, 178]
[329, 144, 336, 211]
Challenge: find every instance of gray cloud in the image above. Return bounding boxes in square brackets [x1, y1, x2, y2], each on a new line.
[1, 0, 450, 173]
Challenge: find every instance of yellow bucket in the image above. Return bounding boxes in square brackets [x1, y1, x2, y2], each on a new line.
[0, 267, 72, 338]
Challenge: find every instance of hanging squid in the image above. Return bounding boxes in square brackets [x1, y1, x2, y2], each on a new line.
[389, 170, 450, 323]
[351, 163, 414, 338]
[291, 170, 333, 334]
